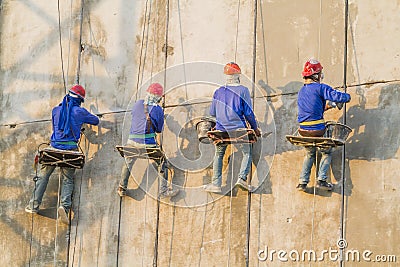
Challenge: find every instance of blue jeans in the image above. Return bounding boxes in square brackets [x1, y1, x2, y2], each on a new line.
[119, 141, 168, 191]
[211, 143, 252, 186]
[28, 164, 75, 212]
[299, 146, 332, 184]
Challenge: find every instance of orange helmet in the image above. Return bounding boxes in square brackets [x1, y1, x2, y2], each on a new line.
[69, 84, 85, 100]
[224, 62, 241, 75]
[146, 83, 164, 96]
[302, 59, 323, 77]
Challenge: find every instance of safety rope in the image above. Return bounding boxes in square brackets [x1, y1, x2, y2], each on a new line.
[142, 6, 158, 263]
[153, 1, 170, 265]
[134, 0, 151, 102]
[177, 0, 193, 208]
[226, 146, 234, 267]
[317, 0, 322, 59]
[57, 0, 66, 92]
[66, 0, 73, 89]
[245, 1, 258, 266]
[259, 0, 268, 85]
[224, 0, 246, 264]
[70, 138, 87, 266]
[234, 0, 241, 62]
[132, 1, 155, 266]
[138, 0, 153, 100]
[69, 1, 86, 265]
[75, 0, 85, 85]
[339, 1, 349, 266]
[308, 2, 325, 265]
[255, 1, 266, 264]
[308, 155, 318, 267]
[27, 144, 42, 267]
[53, 172, 62, 267]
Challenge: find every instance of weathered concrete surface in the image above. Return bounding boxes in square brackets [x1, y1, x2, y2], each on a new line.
[1, 0, 400, 266]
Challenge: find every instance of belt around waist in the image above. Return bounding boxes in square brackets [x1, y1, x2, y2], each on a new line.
[129, 133, 156, 139]
[55, 141, 77, 145]
[299, 119, 325, 126]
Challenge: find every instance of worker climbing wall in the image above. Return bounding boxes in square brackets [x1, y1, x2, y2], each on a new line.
[0, 0, 399, 266]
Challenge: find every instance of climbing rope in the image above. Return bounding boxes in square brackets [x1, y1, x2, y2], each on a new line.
[339, 1, 349, 266]
[52, 172, 61, 266]
[27, 144, 43, 267]
[177, 0, 193, 209]
[68, 1, 86, 265]
[246, 1, 258, 265]
[66, 0, 73, 89]
[75, 0, 85, 85]
[57, 0, 66, 92]
[234, 0, 241, 62]
[317, 0, 322, 59]
[153, 1, 170, 264]
[224, 1, 246, 265]
[70, 136, 88, 267]
[138, 0, 153, 100]
[134, 0, 151, 102]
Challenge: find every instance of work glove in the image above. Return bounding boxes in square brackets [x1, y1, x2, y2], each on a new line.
[254, 128, 261, 137]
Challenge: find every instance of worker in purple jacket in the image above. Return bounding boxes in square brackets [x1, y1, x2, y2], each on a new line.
[296, 59, 351, 192]
[25, 85, 99, 224]
[117, 83, 178, 199]
[205, 62, 261, 193]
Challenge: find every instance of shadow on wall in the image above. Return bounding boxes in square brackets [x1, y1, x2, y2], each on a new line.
[344, 84, 400, 161]
[330, 84, 400, 197]
[258, 80, 303, 156]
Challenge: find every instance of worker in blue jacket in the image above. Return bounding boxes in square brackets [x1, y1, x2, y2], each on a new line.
[117, 83, 179, 199]
[25, 85, 99, 224]
[296, 59, 351, 191]
[205, 62, 261, 193]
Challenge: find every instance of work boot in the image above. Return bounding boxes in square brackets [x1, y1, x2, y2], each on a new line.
[25, 205, 39, 214]
[58, 206, 69, 225]
[159, 188, 179, 199]
[296, 183, 307, 192]
[117, 185, 127, 197]
[317, 180, 333, 191]
[235, 179, 255, 192]
[204, 183, 222, 193]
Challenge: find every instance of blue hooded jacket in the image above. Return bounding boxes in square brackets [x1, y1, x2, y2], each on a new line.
[297, 82, 351, 130]
[210, 85, 257, 131]
[129, 100, 164, 145]
[50, 95, 99, 150]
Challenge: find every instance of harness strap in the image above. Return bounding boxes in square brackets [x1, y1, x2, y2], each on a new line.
[144, 104, 155, 133]
[299, 119, 325, 126]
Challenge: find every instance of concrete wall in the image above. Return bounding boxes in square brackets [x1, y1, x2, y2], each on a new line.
[1, 0, 399, 266]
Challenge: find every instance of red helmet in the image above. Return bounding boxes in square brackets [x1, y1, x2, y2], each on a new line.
[224, 62, 241, 75]
[302, 59, 323, 77]
[69, 84, 85, 100]
[146, 83, 164, 96]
